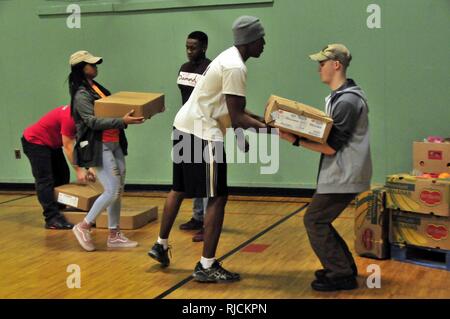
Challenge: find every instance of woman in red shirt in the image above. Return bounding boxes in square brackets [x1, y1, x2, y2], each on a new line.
[22, 105, 94, 229]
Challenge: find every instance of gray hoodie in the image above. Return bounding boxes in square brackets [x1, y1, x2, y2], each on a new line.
[316, 79, 372, 194]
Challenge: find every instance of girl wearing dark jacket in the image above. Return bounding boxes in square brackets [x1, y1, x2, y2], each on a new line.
[68, 50, 144, 251]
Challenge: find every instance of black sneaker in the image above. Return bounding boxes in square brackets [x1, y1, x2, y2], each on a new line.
[311, 275, 358, 292]
[148, 243, 171, 267]
[179, 218, 203, 230]
[45, 215, 74, 230]
[192, 228, 204, 242]
[315, 264, 358, 279]
[193, 261, 240, 283]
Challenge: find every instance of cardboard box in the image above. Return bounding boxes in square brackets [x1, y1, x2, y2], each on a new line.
[94, 91, 165, 119]
[54, 182, 104, 211]
[413, 141, 450, 174]
[390, 209, 450, 250]
[62, 206, 158, 229]
[385, 174, 450, 217]
[354, 188, 390, 259]
[264, 95, 333, 144]
[96, 206, 158, 230]
[216, 110, 256, 135]
[62, 209, 87, 225]
[217, 114, 232, 135]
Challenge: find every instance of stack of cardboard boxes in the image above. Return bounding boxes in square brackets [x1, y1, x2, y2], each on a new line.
[386, 140, 450, 251]
[54, 182, 158, 229]
[354, 139, 450, 260]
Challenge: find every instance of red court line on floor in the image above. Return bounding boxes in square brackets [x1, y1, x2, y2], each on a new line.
[241, 243, 270, 253]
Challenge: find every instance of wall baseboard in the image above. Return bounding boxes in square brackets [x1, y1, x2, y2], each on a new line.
[0, 183, 314, 198]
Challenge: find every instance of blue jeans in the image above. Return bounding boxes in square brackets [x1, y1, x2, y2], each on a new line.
[192, 197, 208, 222]
[85, 142, 125, 229]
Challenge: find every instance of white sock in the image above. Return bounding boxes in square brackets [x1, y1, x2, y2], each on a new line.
[200, 256, 216, 269]
[157, 237, 168, 250]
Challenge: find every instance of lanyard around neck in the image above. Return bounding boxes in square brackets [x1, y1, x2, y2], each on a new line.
[91, 83, 107, 98]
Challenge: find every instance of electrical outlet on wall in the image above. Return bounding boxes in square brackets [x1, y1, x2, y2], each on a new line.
[14, 149, 21, 159]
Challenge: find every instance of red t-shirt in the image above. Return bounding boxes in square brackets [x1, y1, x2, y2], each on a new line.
[23, 105, 76, 149]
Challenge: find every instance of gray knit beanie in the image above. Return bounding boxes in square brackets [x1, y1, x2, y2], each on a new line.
[232, 16, 265, 46]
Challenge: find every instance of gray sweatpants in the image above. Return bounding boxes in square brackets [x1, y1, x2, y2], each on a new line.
[192, 197, 208, 222]
[304, 193, 357, 278]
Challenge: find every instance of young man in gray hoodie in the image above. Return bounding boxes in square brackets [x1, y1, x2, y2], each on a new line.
[280, 44, 372, 291]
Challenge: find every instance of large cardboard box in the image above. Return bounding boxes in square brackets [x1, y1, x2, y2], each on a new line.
[413, 141, 450, 174]
[96, 206, 158, 230]
[94, 91, 165, 119]
[62, 209, 87, 225]
[63, 206, 158, 229]
[390, 209, 450, 250]
[216, 110, 255, 135]
[354, 188, 390, 259]
[385, 174, 450, 217]
[264, 95, 333, 144]
[217, 114, 231, 135]
[54, 182, 103, 211]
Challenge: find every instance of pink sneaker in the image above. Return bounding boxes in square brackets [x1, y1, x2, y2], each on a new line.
[107, 232, 138, 248]
[72, 223, 95, 252]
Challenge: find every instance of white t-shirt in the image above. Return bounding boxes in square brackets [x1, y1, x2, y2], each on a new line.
[173, 46, 247, 142]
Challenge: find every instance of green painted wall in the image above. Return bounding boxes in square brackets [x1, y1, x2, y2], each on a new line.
[1, 0, 449, 188]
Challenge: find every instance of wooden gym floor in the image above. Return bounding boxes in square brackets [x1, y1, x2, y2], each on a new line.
[0, 192, 449, 299]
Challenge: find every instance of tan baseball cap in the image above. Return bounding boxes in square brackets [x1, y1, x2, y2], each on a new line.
[309, 44, 352, 66]
[69, 50, 103, 66]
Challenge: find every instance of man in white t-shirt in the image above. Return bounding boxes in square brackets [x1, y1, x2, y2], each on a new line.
[148, 16, 271, 283]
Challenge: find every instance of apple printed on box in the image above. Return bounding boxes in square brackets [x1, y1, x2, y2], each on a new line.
[426, 224, 448, 241]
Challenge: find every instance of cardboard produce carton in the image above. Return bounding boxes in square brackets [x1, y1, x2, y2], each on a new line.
[94, 91, 165, 119]
[264, 95, 333, 144]
[390, 209, 450, 250]
[54, 182, 103, 211]
[354, 187, 390, 259]
[385, 174, 450, 217]
[413, 141, 450, 175]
